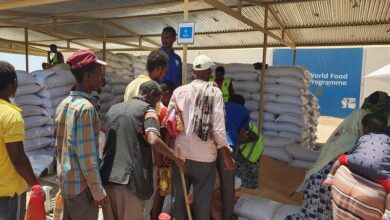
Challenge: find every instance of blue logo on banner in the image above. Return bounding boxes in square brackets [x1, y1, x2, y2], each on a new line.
[179, 27, 193, 39]
[273, 48, 363, 118]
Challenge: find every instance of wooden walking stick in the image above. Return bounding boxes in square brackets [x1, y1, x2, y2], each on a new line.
[178, 148, 192, 220]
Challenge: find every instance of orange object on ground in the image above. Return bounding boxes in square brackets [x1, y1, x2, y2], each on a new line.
[158, 212, 171, 220]
[26, 185, 46, 220]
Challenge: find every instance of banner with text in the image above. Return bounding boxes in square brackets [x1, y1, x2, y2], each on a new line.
[273, 48, 363, 118]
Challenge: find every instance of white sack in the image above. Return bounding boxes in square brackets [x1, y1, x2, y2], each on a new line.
[15, 84, 41, 97]
[24, 116, 51, 129]
[275, 113, 305, 127]
[233, 194, 282, 220]
[266, 66, 306, 79]
[225, 63, 256, 73]
[234, 81, 260, 93]
[279, 132, 302, 142]
[288, 159, 314, 170]
[99, 93, 114, 103]
[24, 137, 54, 152]
[276, 95, 309, 106]
[14, 94, 42, 106]
[33, 70, 75, 88]
[263, 135, 295, 148]
[225, 72, 258, 81]
[250, 93, 277, 102]
[250, 111, 275, 122]
[245, 100, 259, 112]
[37, 85, 72, 99]
[263, 130, 279, 137]
[265, 84, 302, 97]
[263, 147, 293, 162]
[264, 102, 304, 115]
[41, 97, 65, 108]
[276, 78, 306, 89]
[286, 144, 320, 162]
[16, 70, 35, 85]
[25, 126, 54, 140]
[21, 105, 45, 117]
[263, 122, 302, 134]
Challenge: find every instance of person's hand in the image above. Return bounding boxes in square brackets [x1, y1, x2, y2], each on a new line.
[323, 174, 334, 187]
[174, 155, 185, 171]
[223, 155, 236, 172]
[94, 196, 107, 207]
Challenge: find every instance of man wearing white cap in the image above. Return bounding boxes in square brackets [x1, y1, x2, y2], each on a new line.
[168, 54, 235, 220]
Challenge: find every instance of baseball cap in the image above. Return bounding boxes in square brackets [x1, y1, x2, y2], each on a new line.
[67, 49, 107, 70]
[192, 55, 215, 71]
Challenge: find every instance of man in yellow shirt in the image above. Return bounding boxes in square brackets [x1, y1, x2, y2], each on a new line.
[124, 50, 168, 102]
[0, 61, 41, 220]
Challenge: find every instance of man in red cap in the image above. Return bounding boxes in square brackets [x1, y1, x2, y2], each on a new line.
[55, 50, 107, 220]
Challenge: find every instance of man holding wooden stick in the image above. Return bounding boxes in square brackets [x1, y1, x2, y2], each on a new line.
[169, 54, 235, 220]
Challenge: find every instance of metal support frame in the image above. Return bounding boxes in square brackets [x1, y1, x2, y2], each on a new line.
[181, 0, 189, 85]
[258, 7, 268, 131]
[102, 21, 107, 62]
[293, 49, 297, 65]
[24, 28, 29, 72]
[203, 0, 295, 48]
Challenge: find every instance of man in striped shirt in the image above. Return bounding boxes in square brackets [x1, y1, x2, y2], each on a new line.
[55, 50, 107, 220]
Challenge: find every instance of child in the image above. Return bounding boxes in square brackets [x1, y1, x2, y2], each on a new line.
[323, 113, 390, 220]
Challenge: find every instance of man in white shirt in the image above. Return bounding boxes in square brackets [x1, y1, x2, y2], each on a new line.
[169, 55, 235, 220]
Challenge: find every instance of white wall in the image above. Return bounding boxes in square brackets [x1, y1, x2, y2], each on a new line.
[361, 46, 390, 103]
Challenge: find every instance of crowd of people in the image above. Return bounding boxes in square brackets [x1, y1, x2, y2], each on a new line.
[0, 25, 389, 220]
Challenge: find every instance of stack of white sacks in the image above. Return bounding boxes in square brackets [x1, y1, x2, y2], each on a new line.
[13, 70, 54, 152]
[209, 64, 320, 169]
[95, 52, 135, 122]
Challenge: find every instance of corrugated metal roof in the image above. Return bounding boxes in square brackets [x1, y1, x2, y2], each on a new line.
[0, 0, 389, 55]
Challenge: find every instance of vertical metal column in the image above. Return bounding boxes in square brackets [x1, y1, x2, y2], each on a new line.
[181, 0, 189, 85]
[24, 28, 29, 72]
[102, 21, 107, 62]
[258, 7, 268, 131]
[293, 48, 297, 65]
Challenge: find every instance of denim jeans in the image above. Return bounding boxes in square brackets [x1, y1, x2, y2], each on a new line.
[0, 192, 27, 220]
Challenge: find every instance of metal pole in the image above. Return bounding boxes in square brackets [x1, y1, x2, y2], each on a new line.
[102, 21, 106, 62]
[293, 48, 297, 65]
[258, 7, 268, 131]
[24, 28, 29, 72]
[181, 0, 189, 85]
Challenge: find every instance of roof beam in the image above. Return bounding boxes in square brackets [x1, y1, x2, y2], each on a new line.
[0, 19, 157, 51]
[0, 0, 70, 10]
[33, 4, 254, 27]
[106, 21, 160, 47]
[244, 0, 297, 43]
[0, 37, 78, 51]
[202, 0, 295, 48]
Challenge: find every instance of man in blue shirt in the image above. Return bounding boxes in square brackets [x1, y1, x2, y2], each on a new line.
[160, 26, 182, 86]
[217, 94, 257, 220]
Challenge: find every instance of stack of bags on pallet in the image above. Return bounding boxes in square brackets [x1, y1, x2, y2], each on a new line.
[133, 55, 147, 78]
[260, 66, 320, 168]
[12, 70, 53, 152]
[95, 52, 135, 121]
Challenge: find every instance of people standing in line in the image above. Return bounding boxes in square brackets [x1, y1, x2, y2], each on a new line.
[124, 50, 168, 102]
[123, 50, 170, 219]
[160, 26, 183, 87]
[210, 66, 234, 102]
[0, 61, 43, 220]
[55, 50, 107, 220]
[100, 81, 185, 220]
[169, 54, 235, 220]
